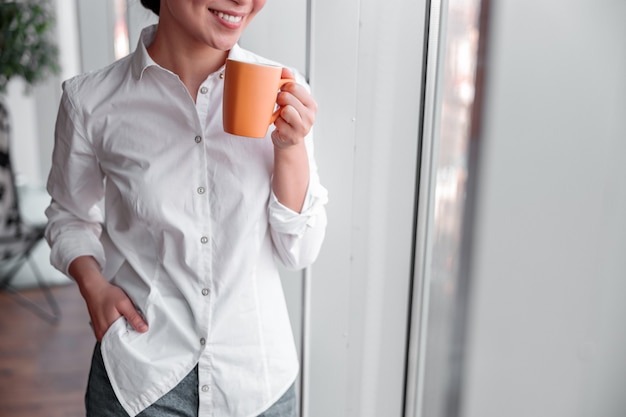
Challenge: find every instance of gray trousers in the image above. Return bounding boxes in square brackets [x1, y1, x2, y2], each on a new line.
[86, 343, 297, 417]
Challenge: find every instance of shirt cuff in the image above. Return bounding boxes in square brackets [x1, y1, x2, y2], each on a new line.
[50, 232, 106, 277]
[269, 181, 328, 237]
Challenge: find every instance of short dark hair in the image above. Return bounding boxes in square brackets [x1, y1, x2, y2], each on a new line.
[141, 0, 160, 16]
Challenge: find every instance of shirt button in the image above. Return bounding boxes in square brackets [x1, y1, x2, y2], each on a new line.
[200, 337, 206, 345]
[201, 385, 210, 392]
[194, 135, 202, 143]
[201, 236, 209, 244]
[197, 187, 206, 195]
[219, 72, 224, 79]
[200, 86, 208, 94]
[202, 288, 209, 296]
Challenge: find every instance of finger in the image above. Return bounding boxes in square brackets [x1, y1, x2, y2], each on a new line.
[272, 112, 303, 145]
[271, 127, 299, 149]
[276, 92, 304, 116]
[279, 69, 297, 97]
[277, 105, 298, 127]
[92, 317, 116, 341]
[272, 115, 311, 150]
[281, 67, 294, 81]
[277, 90, 316, 125]
[86, 305, 118, 341]
[274, 107, 303, 139]
[276, 97, 315, 136]
[282, 104, 314, 138]
[279, 82, 318, 112]
[117, 299, 149, 333]
[271, 129, 287, 148]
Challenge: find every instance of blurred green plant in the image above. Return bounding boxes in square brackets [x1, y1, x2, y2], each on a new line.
[0, 1, 59, 94]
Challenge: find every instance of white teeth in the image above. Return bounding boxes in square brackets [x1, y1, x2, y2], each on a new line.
[214, 10, 242, 23]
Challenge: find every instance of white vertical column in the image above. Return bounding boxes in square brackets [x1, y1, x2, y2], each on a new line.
[34, 0, 82, 186]
[75, 0, 115, 73]
[308, 0, 426, 416]
[55, 0, 82, 80]
[8, 0, 82, 186]
[305, 0, 360, 413]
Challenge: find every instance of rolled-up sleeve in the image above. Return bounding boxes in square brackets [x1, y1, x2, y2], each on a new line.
[269, 132, 328, 270]
[45, 82, 106, 276]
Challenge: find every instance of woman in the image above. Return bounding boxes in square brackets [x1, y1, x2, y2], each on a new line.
[45, 1, 328, 416]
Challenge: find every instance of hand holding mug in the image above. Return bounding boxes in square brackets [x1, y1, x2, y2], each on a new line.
[271, 68, 317, 149]
[223, 60, 316, 143]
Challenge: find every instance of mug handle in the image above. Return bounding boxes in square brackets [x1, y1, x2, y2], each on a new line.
[270, 77, 295, 125]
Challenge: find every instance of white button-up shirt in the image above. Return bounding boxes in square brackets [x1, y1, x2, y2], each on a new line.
[45, 25, 328, 417]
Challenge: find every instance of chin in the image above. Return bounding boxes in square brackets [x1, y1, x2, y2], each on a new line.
[210, 39, 239, 52]
[207, 26, 247, 51]
[216, 41, 237, 51]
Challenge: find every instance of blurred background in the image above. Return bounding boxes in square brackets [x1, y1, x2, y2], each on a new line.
[0, 0, 625, 417]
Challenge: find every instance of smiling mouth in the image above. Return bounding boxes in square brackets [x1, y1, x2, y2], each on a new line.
[210, 9, 243, 24]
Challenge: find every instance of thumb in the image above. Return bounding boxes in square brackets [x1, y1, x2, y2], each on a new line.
[118, 299, 149, 333]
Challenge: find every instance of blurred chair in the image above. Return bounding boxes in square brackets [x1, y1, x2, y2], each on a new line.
[0, 102, 60, 324]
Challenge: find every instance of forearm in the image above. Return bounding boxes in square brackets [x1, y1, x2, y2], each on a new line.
[272, 142, 310, 213]
[69, 256, 108, 297]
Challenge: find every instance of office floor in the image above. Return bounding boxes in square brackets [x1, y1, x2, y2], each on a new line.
[0, 284, 94, 417]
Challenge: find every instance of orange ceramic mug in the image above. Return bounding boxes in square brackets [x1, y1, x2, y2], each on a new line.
[223, 59, 294, 138]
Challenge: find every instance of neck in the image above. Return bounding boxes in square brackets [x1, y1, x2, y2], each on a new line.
[147, 23, 228, 101]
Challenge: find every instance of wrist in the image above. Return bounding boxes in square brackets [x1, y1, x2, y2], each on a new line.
[273, 140, 307, 158]
[69, 256, 107, 293]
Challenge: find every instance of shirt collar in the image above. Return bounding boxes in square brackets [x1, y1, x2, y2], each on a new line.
[131, 25, 159, 80]
[226, 43, 246, 62]
[131, 24, 247, 80]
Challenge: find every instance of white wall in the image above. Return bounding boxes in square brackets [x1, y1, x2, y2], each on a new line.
[240, 0, 307, 76]
[461, 1, 626, 416]
[127, 2, 158, 49]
